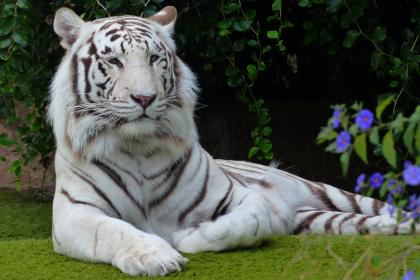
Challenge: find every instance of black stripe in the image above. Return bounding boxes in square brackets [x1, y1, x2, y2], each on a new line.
[373, 199, 384, 215]
[93, 160, 146, 217]
[305, 182, 340, 212]
[71, 169, 122, 218]
[149, 148, 193, 207]
[60, 188, 110, 215]
[356, 216, 370, 234]
[338, 213, 356, 234]
[324, 213, 341, 232]
[211, 177, 233, 220]
[294, 211, 325, 234]
[178, 154, 209, 224]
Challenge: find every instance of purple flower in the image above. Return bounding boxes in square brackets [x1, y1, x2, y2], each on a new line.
[402, 270, 414, 280]
[355, 109, 374, 131]
[369, 172, 384, 189]
[336, 131, 351, 153]
[403, 161, 420, 186]
[354, 173, 365, 193]
[332, 109, 341, 129]
[386, 194, 395, 216]
[408, 195, 420, 220]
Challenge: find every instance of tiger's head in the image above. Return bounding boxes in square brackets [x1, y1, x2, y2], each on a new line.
[49, 7, 198, 159]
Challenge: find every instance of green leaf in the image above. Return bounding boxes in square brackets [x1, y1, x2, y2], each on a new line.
[382, 131, 397, 168]
[12, 32, 27, 46]
[354, 133, 368, 163]
[376, 95, 394, 121]
[389, 113, 404, 133]
[219, 29, 230, 37]
[0, 133, 15, 146]
[327, 0, 342, 12]
[264, 151, 274, 160]
[272, 0, 282, 11]
[259, 139, 272, 153]
[248, 39, 258, 47]
[389, 81, 398, 88]
[340, 151, 350, 176]
[343, 30, 360, 48]
[0, 155, 6, 161]
[233, 20, 250, 32]
[369, 127, 379, 145]
[372, 26, 387, 43]
[403, 123, 415, 153]
[9, 160, 22, 176]
[415, 124, 420, 152]
[225, 65, 239, 77]
[371, 51, 385, 71]
[248, 146, 259, 159]
[298, 0, 310, 7]
[0, 17, 16, 36]
[218, 20, 231, 30]
[17, 0, 28, 8]
[262, 127, 272, 136]
[0, 38, 12, 49]
[267, 30, 279, 39]
[224, 2, 240, 14]
[247, 64, 257, 80]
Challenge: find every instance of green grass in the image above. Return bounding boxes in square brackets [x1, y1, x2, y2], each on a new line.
[0, 189, 418, 280]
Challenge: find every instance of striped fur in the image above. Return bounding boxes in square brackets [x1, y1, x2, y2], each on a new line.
[49, 6, 419, 277]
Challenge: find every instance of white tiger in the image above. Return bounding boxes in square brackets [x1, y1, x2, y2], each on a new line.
[50, 6, 419, 276]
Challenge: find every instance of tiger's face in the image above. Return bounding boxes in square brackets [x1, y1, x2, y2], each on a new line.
[50, 7, 198, 157]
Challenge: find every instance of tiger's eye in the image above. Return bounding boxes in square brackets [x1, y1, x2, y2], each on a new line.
[150, 55, 159, 64]
[107, 58, 123, 68]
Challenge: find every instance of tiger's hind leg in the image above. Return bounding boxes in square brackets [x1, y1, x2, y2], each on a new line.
[294, 207, 418, 235]
[172, 190, 274, 253]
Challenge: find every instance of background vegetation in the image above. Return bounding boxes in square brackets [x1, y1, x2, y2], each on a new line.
[0, 1, 419, 211]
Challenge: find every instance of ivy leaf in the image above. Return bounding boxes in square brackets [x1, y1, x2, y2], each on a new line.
[0, 39, 12, 49]
[354, 133, 368, 163]
[12, 32, 27, 46]
[343, 30, 360, 48]
[267, 30, 279, 39]
[272, 0, 282, 11]
[248, 146, 259, 159]
[376, 94, 394, 121]
[219, 29, 230, 37]
[248, 39, 258, 47]
[233, 20, 250, 32]
[327, 0, 342, 12]
[247, 64, 257, 80]
[17, 0, 29, 8]
[218, 20, 231, 30]
[298, 0, 310, 7]
[259, 139, 272, 153]
[264, 151, 274, 160]
[262, 127, 272, 136]
[0, 17, 16, 36]
[224, 2, 240, 14]
[382, 131, 397, 168]
[225, 65, 239, 77]
[372, 26, 387, 43]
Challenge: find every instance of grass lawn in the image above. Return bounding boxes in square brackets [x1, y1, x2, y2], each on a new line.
[0, 189, 418, 280]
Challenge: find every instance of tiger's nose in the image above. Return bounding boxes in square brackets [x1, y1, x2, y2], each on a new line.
[130, 94, 157, 109]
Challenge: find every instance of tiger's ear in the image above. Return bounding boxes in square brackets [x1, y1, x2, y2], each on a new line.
[148, 6, 177, 35]
[54, 7, 84, 50]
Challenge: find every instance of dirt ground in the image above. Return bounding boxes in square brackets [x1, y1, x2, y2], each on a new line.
[0, 122, 55, 193]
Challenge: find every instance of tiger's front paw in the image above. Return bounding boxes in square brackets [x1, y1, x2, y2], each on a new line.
[112, 235, 187, 276]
